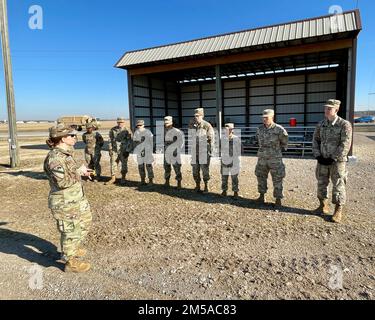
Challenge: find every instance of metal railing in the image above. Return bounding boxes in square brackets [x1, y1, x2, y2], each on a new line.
[181, 126, 316, 158]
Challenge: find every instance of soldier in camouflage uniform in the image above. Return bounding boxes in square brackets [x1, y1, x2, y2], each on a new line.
[133, 119, 154, 185]
[163, 116, 184, 189]
[189, 108, 214, 193]
[255, 109, 288, 207]
[105, 117, 133, 185]
[82, 122, 104, 181]
[221, 123, 242, 199]
[44, 124, 93, 273]
[312, 99, 352, 223]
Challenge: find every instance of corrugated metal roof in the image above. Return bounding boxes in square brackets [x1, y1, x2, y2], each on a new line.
[116, 10, 361, 68]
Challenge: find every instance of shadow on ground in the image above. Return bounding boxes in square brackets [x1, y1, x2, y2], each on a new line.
[21, 141, 86, 150]
[20, 141, 111, 151]
[1, 171, 47, 180]
[0, 223, 63, 270]
[101, 177, 326, 219]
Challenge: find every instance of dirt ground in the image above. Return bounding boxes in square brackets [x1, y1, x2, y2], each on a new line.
[0, 129, 374, 300]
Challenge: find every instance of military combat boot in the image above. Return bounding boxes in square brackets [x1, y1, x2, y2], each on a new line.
[221, 190, 227, 196]
[275, 198, 282, 207]
[75, 247, 87, 258]
[233, 192, 239, 200]
[177, 180, 182, 189]
[256, 194, 265, 204]
[105, 175, 116, 185]
[148, 178, 154, 185]
[120, 174, 127, 185]
[203, 182, 209, 193]
[64, 258, 91, 273]
[164, 179, 170, 187]
[332, 205, 343, 223]
[140, 178, 147, 186]
[316, 199, 330, 215]
[194, 182, 201, 192]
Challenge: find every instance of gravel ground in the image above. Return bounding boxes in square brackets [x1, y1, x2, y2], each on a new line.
[0, 131, 374, 300]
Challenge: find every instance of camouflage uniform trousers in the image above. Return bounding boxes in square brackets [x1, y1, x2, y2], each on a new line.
[84, 150, 102, 176]
[192, 155, 211, 183]
[255, 157, 286, 199]
[110, 150, 129, 176]
[221, 165, 239, 192]
[164, 158, 182, 181]
[316, 161, 348, 205]
[138, 164, 154, 180]
[51, 198, 92, 261]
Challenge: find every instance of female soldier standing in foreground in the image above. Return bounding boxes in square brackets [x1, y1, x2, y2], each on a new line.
[44, 124, 93, 273]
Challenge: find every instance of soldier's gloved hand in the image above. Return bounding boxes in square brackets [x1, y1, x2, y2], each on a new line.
[316, 156, 325, 165]
[316, 156, 334, 166]
[323, 157, 335, 165]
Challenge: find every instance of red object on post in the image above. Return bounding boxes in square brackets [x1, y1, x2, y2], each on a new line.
[289, 118, 297, 127]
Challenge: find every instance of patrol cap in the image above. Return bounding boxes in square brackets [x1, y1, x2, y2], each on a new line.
[117, 117, 126, 123]
[225, 123, 234, 129]
[164, 116, 173, 125]
[49, 123, 77, 138]
[194, 108, 204, 116]
[136, 119, 145, 126]
[262, 109, 275, 118]
[324, 99, 341, 109]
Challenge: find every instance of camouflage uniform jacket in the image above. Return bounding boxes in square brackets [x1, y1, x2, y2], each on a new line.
[164, 126, 184, 162]
[43, 146, 86, 213]
[109, 126, 132, 153]
[82, 131, 104, 155]
[312, 116, 352, 162]
[256, 123, 288, 159]
[189, 119, 215, 155]
[221, 134, 242, 168]
[164, 127, 184, 149]
[133, 128, 154, 162]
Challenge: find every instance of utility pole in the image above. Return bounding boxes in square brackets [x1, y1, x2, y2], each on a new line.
[0, 0, 19, 167]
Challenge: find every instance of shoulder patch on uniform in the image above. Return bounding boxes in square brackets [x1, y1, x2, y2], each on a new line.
[343, 120, 352, 131]
[52, 165, 64, 172]
[49, 158, 64, 169]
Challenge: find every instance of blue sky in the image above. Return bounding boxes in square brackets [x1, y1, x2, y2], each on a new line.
[0, 0, 374, 120]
